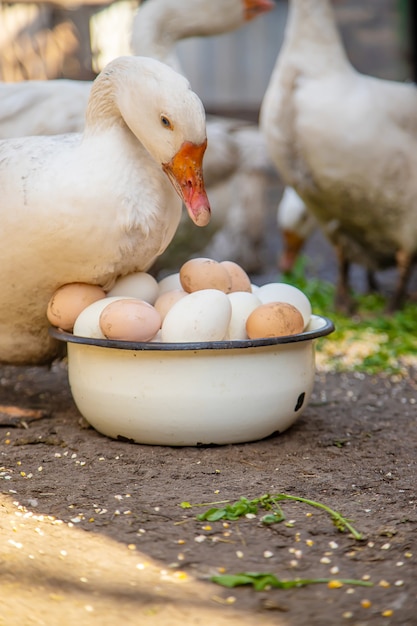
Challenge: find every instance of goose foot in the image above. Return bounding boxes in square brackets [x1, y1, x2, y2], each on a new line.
[0, 405, 50, 428]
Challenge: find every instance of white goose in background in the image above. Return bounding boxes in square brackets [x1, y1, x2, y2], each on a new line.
[0, 56, 210, 365]
[131, 0, 275, 273]
[131, 0, 273, 75]
[260, 0, 417, 311]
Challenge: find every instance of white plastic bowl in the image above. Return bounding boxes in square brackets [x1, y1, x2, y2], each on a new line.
[50, 314, 334, 446]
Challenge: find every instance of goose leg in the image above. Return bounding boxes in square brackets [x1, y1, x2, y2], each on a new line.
[386, 250, 414, 313]
[334, 245, 356, 314]
[366, 270, 379, 293]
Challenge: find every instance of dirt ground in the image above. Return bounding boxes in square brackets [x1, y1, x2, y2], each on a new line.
[1, 350, 416, 625]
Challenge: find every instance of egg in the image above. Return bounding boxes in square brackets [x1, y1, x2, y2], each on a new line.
[161, 289, 232, 342]
[256, 282, 312, 328]
[179, 257, 232, 293]
[157, 272, 182, 295]
[246, 301, 305, 339]
[107, 272, 159, 304]
[224, 291, 262, 340]
[47, 282, 106, 331]
[150, 329, 163, 342]
[153, 289, 187, 322]
[73, 296, 135, 338]
[220, 261, 252, 293]
[99, 299, 161, 342]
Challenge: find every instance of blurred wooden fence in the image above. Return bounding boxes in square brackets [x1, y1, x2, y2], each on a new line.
[0, 0, 139, 81]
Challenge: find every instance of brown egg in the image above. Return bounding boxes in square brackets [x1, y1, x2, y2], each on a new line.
[246, 301, 304, 339]
[99, 299, 161, 342]
[220, 261, 252, 293]
[47, 283, 106, 331]
[153, 289, 187, 322]
[179, 257, 232, 293]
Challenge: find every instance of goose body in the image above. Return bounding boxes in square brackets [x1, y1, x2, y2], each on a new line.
[260, 0, 417, 309]
[0, 79, 90, 138]
[0, 56, 210, 365]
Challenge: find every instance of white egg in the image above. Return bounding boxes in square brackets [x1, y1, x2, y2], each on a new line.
[225, 291, 262, 340]
[107, 272, 159, 304]
[256, 283, 312, 328]
[161, 289, 232, 343]
[73, 296, 135, 338]
[150, 329, 163, 343]
[158, 272, 182, 295]
[251, 283, 260, 294]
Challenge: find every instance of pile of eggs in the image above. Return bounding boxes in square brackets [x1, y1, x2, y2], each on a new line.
[47, 258, 312, 343]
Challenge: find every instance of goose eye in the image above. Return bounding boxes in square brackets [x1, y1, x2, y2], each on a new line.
[160, 115, 173, 130]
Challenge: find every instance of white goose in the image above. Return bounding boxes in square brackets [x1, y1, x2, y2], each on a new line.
[0, 56, 210, 365]
[260, 0, 417, 311]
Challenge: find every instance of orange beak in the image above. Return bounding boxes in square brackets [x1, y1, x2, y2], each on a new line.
[163, 140, 211, 227]
[278, 229, 306, 273]
[243, 0, 275, 21]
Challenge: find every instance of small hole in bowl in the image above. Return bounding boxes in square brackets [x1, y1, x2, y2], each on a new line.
[294, 392, 305, 412]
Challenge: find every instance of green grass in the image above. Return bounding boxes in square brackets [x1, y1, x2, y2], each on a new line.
[283, 258, 417, 375]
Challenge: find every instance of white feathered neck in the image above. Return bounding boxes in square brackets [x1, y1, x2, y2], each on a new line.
[131, 0, 247, 71]
[280, 0, 351, 76]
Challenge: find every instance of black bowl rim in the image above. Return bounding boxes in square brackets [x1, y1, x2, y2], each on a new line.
[48, 315, 335, 352]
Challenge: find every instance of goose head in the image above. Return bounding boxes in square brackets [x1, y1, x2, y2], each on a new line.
[180, 0, 275, 32]
[242, 0, 275, 22]
[131, 0, 275, 65]
[86, 55, 211, 226]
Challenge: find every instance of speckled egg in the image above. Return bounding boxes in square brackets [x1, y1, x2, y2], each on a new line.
[256, 282, 312, 328]
[47, 283, 106, 332]
[179, 258, 232, 293]
[220, 261, 252, 293]
[246, 301, 305, 339]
